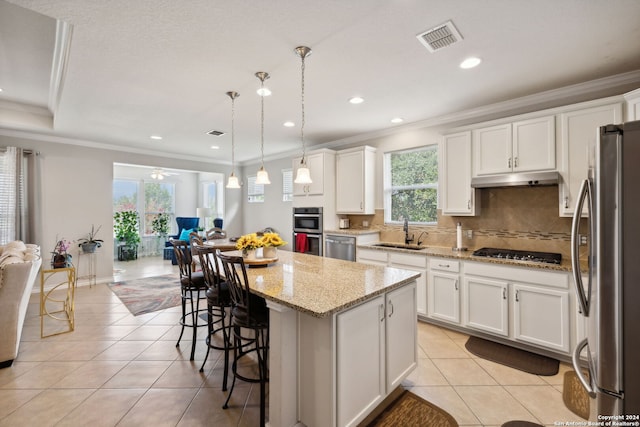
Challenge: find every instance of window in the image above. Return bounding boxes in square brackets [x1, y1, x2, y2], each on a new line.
[201, 178, 224, 229]
[247, 175, 264, 203]
[143, 182, 175, 235]
[113, 179, 138, 212]
[282, 169, 293, 202]
[384, 145, 438, 224]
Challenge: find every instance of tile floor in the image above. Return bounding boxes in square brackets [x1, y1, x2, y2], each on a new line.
[0, 256, 587, 426]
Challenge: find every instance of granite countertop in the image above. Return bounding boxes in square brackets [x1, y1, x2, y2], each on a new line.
[358, 242, 588, 273]
[324, 229, 380, 236]
[226, 250, 419, 318]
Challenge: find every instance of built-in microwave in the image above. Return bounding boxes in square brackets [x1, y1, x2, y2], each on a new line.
[292, 207, 323, 233]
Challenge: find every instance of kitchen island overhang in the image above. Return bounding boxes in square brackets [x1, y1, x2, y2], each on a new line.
[238, 250, 419, 427]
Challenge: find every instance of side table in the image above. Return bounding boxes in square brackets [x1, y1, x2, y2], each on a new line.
[40, 266, 76, 338]
[77, 250, 97, 287]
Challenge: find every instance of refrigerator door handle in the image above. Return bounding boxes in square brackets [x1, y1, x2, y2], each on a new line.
[571, 179, 591, 316]
[572, 338, 597, 398]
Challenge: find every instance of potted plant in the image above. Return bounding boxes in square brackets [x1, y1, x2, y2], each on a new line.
[260, 232, 286, 258]
[235, 233, 264, 260]
[151, 213, 170, 255]
[77, 224, 104, 253]
[114, 210, 141, 261]
[51, 237, 73, 268]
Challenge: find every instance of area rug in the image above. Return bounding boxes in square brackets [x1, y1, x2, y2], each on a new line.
[109, 273, 182, 316]
[501, 421, 544, 427]
[365, 390, 458, 427]
[465, 336, 559, 376]
[563, 370, 590, 419]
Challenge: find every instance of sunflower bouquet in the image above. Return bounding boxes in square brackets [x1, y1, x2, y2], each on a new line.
[260, 232, 287, 248]
[235, 233, 264, 253]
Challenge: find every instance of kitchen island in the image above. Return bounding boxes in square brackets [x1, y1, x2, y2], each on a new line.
[236, 250, 419, 427]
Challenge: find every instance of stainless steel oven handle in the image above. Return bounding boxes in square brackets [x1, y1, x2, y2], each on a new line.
[572, 338, 596, 398]
[571, 179, 590, 317]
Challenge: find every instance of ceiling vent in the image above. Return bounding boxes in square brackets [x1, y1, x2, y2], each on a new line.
[207, 129, 225, 136]
[416, 20, 463, 53]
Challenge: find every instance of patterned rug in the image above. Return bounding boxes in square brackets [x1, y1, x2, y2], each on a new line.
[465, 336, 559, 376]
[366, 389, 458, 427]
[109, 273, 182, 316]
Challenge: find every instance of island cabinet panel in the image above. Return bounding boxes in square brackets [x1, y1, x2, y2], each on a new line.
[336, 295, 386, 427]
[385, 283, 418, 391]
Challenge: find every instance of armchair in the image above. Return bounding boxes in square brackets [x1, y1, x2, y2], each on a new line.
[165, 217, 200, 264]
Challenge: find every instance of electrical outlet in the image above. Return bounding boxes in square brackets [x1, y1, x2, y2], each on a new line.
[466, 230, 473, 238]
[362, 220, 369, 227]
[579, 234, 588, 246]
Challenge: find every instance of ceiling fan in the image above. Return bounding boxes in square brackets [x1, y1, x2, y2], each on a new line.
[150, 168, 179, 180]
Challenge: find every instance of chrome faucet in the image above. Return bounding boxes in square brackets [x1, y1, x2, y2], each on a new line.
[403, 217, 414, 245]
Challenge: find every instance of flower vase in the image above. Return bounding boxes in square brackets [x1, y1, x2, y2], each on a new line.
[51, 253, 70, 268]
[263, 246, 277, 259]
[242, 249, 257, 261]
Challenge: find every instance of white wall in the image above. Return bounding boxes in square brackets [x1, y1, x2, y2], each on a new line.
[0, 133, 242, 284]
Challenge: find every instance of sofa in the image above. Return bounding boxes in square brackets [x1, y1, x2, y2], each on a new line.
[0, 241, 42, 368]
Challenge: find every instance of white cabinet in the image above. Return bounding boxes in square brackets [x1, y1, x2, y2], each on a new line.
[463, 275, 509, 337]
[336, 146, 376, 214]
[357, 248, 427, 317]
[624, 88, 640, 121]
[389, 252, 427, 317]
[558, 101, 622, 216]
[336, 282, 416, 427]
[427, 258, 460, 324]
[441, 131, 478, 216]
[293, 151, 329, 196]
[513, 283, 570, 353]
[473, 116, 555, 176]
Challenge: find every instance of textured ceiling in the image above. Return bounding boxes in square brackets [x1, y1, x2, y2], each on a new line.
[1, 0, 640, 165]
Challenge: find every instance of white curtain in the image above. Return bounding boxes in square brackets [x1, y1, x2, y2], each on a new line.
[0, 147, 41, 245]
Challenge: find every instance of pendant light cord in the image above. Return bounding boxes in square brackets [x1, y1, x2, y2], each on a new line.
[300, 53, 306, 162]
[261, 79, 265, 168]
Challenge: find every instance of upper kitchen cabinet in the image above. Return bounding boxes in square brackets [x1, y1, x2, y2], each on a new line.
[293, 149, 335, 197]
[441, 131, 478, 216]
[336, 146, 376, 214]
[624, 88, 640, 121]
[473, 116, 555, 176]
[558, 101, 622, 216]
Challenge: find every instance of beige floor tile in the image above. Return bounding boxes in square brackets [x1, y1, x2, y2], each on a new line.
[53, 360, 128, 388]
[0, 388, 94, 427]
[0, 389, 43, 418]
[0, 361, 85, 389]
[421, 337, 472, 359]
[121, 324, 174, 341]
[92, 340, 152, 360]
[442, 327, 470, 343]
[432, 358, 498, 385]
[409, 385, 480, 425]
[541, 362, 573, 386]
[101, 360, 171, 388]
[475, 358, 547, 385]
[504, 385, 586, 424]
[116, 388, 198, 427]
[49, 340, 117, 361]
[417, 321, 452, 340]
[402, 358, 449, 387]
[134, 339, 187, 361]
[0, 361, 41, 388]
[153, 360, 207, 388]
[178, 386, 245, 426]
[455, 385, 540, 426]
[14, 340, 69, 362]
[57, 388, 145, 426]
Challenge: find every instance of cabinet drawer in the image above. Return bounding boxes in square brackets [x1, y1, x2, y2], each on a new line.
[389, 252, 427, 268]
[465, 261, 568, 289]
[428, 258, 460, 273]
[357, 249, 388, 263]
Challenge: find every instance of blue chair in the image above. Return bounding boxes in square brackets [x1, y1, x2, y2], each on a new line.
[165, 217, 200, 264]
[214, 218, 223, 229]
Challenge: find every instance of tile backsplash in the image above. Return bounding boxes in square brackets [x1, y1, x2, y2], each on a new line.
[345, 186, 586, 259]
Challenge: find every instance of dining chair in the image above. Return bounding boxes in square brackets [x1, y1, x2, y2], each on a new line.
[217, 252, 269, 427]
[206, 227, 227, 240]
[192, 244, 233, 389]
[171, 239, 207, 361]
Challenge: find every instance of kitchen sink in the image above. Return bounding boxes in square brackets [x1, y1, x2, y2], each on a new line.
[372, 243, 426, 251]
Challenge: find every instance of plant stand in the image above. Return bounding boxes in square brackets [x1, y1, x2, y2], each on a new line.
[118, 244, 138, 261]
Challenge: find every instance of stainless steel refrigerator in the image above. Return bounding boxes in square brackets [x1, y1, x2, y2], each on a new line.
[571, 120, 640, 419]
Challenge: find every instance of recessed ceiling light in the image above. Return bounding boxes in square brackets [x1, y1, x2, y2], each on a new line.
[283, 121, 295, 127]
[0, 88, 3, 93]
[460, 57, 481, 69]
[210, 145, 220, 150]
[349, 96, 364, 104]
[391, 117, 404, 124]
[150, 135, 163, 140]
[256, 87, 272, 96]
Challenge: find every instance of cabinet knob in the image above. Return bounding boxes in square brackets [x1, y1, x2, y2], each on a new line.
[564, 196, 569, 209]
[514, 157, 519, 168]
[438, 264, 450, 268]
[379, 303, 385, 322]
[508, 157, 512, 169]
[515, 290, 520, 302]
[388, 300, 394, 318]
[454, 279, 459, 291]
[502, 288, 507, 300]
[467, 200, 471, 210]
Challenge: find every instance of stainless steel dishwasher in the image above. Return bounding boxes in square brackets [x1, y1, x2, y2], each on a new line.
[325, 235, 356, 261]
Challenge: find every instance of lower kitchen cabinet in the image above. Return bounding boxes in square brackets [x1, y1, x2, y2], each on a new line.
[463, 276, 509, 337]
[336, 282, 417, 427]
[427, 258, 460, 324]
[513, 283, 570, 353]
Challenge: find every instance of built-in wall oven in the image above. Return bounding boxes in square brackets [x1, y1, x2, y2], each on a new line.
[293, 207, 323, 256]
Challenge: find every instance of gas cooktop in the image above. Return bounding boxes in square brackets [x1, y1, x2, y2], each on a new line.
[472, 247, 562, 265]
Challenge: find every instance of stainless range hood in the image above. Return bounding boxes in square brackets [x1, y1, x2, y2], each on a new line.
[470, 171, 559, 188]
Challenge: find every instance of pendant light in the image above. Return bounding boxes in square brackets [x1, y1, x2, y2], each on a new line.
[226, 91, 241, 189]
[255, 71, 271, 185]
[294, 46, 313, 184]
